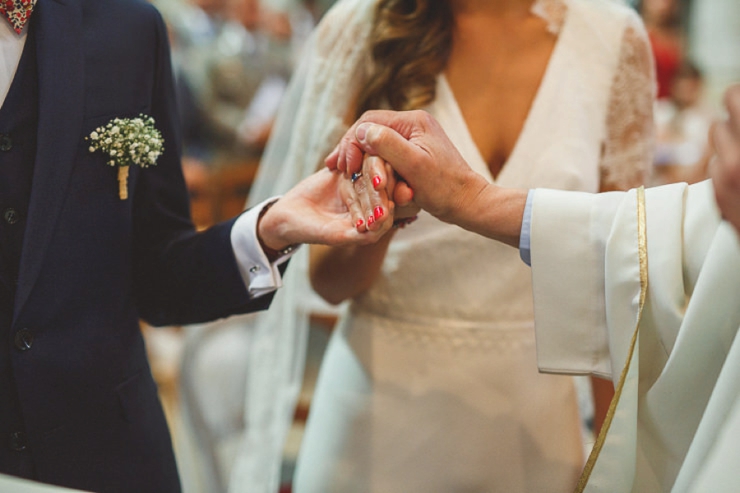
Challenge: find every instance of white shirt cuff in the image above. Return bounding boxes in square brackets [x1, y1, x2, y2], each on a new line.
[230, 197, 300, 298]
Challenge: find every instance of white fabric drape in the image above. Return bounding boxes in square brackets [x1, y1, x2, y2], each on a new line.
[530, 180, 740, 492]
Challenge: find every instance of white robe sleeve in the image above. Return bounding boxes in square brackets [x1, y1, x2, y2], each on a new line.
[529, 179, 740, 492]
[529, 188, 627, 378]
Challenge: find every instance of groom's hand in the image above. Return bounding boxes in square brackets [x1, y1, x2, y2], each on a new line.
[325, 109, 489, 226]
[257, 168, 393, 255]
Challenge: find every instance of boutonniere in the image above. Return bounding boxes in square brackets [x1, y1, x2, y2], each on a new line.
[86, 115, 164, 200]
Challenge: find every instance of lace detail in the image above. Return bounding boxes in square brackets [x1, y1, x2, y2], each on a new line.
[531, 0, 568, 35]
[352, 307, 535, 352]
[600, 12, 656, 190]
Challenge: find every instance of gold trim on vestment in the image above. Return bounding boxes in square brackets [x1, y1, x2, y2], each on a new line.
[574, 187, 648, 492]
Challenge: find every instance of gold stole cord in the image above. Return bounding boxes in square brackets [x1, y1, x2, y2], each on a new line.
[575, 187, 648, 492]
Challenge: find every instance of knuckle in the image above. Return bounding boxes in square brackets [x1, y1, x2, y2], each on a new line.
[360, 109, 382, 122]
[418, 110, 436, 128]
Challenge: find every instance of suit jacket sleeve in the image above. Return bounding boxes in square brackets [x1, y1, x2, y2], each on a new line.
[131, 10, 275, 326]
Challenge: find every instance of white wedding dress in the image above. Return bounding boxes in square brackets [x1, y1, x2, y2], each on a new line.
[228, 1, 655, 492]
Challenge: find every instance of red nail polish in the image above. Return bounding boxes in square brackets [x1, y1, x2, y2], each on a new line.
[367, 215, 375, 225]
[372, 176, 382, 189]
[356, 219, 364, 228]
[374, 207, 384, 219]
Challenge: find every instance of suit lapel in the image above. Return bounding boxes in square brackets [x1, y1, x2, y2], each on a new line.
[15, 0, 84, 319]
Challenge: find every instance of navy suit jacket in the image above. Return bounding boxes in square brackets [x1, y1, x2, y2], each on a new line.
[10, 0, 273, 491]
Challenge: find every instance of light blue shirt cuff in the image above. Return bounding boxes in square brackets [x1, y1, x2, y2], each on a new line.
[519, 190, 535, 266]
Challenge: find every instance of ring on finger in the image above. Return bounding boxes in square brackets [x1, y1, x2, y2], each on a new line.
[351, 172, 363, 183]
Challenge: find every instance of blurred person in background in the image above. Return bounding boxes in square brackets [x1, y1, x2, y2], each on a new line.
[640, 0, 685, 99]
[653, 61, 716, 185]
[153, 0, 313, 229]
[200, 0, 298, 158]
[152, 0, 227, 231]
[231, 0, 656, 492]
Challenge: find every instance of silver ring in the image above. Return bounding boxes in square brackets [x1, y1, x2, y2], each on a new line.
[351, 172, 363, 183]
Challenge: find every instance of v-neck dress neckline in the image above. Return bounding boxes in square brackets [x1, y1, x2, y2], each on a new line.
[433, 3, 571, 187]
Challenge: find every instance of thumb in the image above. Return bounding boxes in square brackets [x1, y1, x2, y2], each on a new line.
[356, 123, 421, 183]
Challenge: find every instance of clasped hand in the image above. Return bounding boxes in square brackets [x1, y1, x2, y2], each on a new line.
[325, 109, 499, 239]
[336, 154, 420, 235]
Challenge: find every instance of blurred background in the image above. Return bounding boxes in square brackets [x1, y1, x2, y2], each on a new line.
[138, 0, 740, 492]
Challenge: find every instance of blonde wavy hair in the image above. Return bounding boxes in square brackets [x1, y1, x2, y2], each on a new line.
[354, 0, 454, 118]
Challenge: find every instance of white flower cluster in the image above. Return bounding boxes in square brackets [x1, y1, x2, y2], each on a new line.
[87, 114, 164, 168]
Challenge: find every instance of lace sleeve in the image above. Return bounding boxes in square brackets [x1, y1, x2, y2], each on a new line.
[599, 12, 656, 191]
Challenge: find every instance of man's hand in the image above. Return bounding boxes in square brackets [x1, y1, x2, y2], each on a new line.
[257, 168, 393, 252]
[712, 85, 740, 234]
[326, 109, 489, 226]
[326, 109, 527, 246]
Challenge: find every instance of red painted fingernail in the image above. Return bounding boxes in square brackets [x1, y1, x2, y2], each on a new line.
[372, 176, 382, 189]
[356, 219, 364, 228]
[367, 215, 375, 225]
[374, 207, 384, 219]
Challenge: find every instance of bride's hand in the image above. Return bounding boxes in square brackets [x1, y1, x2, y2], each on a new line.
[341, 154, 395, 233]
[257, 168, 396, 253]
[360, 154, 421, 221]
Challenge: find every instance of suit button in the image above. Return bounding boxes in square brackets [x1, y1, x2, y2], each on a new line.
[14, 328, 33, 351]
[0, 134, 12, 151]
[3, 208, 20, 225]
[9, 431, 27, 451]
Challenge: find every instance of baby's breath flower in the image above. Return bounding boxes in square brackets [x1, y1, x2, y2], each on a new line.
[86, 114, 164, 170]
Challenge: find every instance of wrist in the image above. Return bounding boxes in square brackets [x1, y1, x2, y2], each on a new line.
[453, 182, 528, 248]
[257, 200, 299, 261]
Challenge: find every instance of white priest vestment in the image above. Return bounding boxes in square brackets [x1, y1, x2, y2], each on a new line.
[529, 179, 740, 492]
